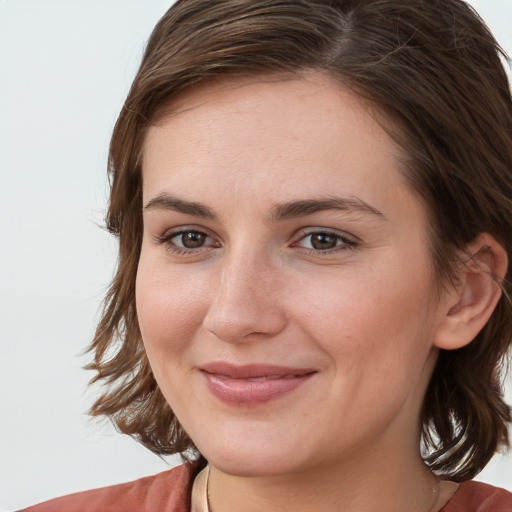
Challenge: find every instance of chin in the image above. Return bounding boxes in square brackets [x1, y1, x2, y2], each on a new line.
[195, 431, 318, 477]
[207, 452, 302, 478]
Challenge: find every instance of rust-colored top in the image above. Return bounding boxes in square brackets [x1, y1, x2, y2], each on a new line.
[441, 480, 512, 511]
[21, 463, 512, 512]
[20, 463, 199, 512]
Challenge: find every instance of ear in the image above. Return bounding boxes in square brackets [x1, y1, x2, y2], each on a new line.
[434, 233, 508, 350]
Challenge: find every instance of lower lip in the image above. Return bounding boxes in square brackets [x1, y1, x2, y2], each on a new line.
[202, 372, 314, 406]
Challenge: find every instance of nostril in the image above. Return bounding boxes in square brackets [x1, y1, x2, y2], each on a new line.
[203, 304, 287, 344]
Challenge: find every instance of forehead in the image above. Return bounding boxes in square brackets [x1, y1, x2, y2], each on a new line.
[149, 73, 384, 136]
[141, 74, 419, 223]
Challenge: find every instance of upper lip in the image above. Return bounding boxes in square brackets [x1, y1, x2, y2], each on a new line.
[200, 362, 316, 379]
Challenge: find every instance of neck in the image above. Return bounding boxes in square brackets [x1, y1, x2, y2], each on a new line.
[207, 441, 440, 512]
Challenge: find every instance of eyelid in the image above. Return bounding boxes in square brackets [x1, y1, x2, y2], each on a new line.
[152, 225, 359, 256]
[292, 227, 360, 252]
[295, 227, 359, 241]
[154, 225, 220, 254]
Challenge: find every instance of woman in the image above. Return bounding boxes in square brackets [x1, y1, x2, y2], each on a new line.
[23, 0, 512, 510]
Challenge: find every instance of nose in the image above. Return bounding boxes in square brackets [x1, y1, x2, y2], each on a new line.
[202, 249, 288, 343]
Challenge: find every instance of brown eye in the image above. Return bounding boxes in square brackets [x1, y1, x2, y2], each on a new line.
[295, 230, 358, 253]
[309, 233, 339, 250]
[176, 231, 208, 249]
[157, 228, 218, 255]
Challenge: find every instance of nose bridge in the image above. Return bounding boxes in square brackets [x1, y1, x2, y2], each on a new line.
[203, 243, 286, 342]
[223, 243, 270, 294]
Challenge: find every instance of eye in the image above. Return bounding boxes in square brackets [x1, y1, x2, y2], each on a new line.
[155, 228, 218, 254]
[295, 230, 358, 252]
[173, 230, 209, 249]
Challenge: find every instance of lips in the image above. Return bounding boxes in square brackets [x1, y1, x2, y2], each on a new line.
[200, 363, 316, 405]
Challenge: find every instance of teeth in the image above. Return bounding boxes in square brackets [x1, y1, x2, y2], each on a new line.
[245, 375, 297, 381]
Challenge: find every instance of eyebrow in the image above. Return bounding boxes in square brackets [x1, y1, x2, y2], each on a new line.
[144, 193, 385, 221]
[271, 196, 386, 221]
[144, 193, 216, 219]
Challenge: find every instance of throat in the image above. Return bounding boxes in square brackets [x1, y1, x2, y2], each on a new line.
[201, 460, 451, 512]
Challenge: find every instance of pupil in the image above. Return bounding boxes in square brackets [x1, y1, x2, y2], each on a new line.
[182, 231, 206, 248]
[311, 233, 337, 250]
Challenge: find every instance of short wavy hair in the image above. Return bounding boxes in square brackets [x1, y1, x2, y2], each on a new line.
[87, 0, 512, 481]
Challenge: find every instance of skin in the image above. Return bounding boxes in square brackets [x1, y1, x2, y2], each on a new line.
[136, 74, 499, 511]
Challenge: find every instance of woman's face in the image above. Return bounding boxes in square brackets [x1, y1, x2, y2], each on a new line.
[137, 74, 451, 476]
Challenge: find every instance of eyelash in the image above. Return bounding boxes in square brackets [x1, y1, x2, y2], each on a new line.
[155, 229, 218, 256]
[155, 228, 359, 256]
[293, 229, 359, 254]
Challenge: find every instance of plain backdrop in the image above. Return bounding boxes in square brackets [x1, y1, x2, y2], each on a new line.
[1, 0, 511, 510]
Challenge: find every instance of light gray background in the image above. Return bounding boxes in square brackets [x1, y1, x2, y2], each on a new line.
[1, 1, 511, 510]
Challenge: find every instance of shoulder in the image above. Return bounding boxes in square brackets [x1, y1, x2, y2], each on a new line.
[19, 462, 200, 512]
[442, 480, 512, 512]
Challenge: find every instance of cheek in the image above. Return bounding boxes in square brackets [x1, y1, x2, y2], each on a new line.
[292, 263, 435, 371]
[135, 258, 209, 371]
[300, 270, 437, 427]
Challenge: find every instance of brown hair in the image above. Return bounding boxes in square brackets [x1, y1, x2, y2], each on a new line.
[87, 0, 512, 481]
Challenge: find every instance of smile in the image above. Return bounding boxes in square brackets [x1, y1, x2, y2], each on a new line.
[200, 363, 316, 406]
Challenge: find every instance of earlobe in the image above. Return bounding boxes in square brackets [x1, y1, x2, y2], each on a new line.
[434, 233, 508, 351]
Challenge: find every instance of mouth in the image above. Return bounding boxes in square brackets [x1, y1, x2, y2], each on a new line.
[200, 363, 316, 405]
